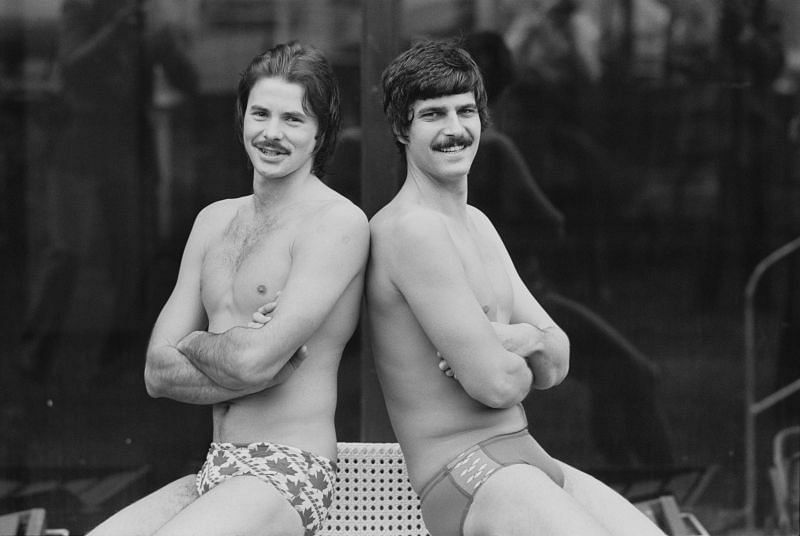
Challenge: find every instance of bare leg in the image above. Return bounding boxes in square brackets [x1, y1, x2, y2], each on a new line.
[464, 464, 614, 536]
[87, 475, 197, 536]
[153, 475, 303, 536]
[559, 461, 668, 536]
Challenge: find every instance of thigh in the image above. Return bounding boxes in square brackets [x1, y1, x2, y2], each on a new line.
[154, 475, 303, 536]
[87, 474, 198, 536]
[558, 461, 667, 536]
[464, 464, 613, 536]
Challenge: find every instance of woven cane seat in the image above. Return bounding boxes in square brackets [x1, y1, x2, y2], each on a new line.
[319, 442, 429, 536]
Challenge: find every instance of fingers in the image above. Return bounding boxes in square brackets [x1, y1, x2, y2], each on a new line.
[247, 311, 271, 328]
[249, 291, 283, 327]
[439, 360, 455, 377]
[290, 345, 309, 370]
[251, 310, 272, 323]
[255, 299, 279, 316]
[437, 352, 456, 379]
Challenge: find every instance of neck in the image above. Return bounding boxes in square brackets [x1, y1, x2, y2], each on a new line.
[251, 164, 315, 213]
[404, 161, 469, 219]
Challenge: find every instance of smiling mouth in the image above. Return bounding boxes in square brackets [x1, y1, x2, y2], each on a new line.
[434, 136, 473, 153]
[259, 148, 287, 157]
[255, 142, 289, 157]
[437, 144, 466, 153]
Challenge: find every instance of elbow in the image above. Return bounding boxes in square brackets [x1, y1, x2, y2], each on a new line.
[469, 369, 531, 409]
[230, 347, 283, 389]
[553, 330, 570, 384]
[482, 393, 523, 409]
[531, 331, 570, 389]
[143, 363, 165, 398]
[531, 360, 568, 390]
[481, 383, 528, 409]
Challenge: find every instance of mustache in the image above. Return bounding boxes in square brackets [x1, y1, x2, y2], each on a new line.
[254, 140, 290, 153]
[432, 135, 474, 151]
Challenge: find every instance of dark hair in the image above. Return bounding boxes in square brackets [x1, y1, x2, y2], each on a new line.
[381, 39, 489, 151]
[236, 41, 341, 177]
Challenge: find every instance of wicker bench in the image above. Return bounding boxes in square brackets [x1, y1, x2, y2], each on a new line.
[319, 442, 711, 536]
[320, 442, 428, 536]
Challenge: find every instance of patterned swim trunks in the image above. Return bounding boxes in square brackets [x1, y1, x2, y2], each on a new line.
[196, 442, 337, 536]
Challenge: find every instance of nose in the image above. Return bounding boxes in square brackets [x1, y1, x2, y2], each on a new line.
[441, 110, 465, 136]
[263, 118, 284, 141]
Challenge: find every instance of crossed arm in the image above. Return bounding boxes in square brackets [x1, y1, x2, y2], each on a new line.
[385, 209, 567, 409]
[487, 207, 570, 390]
[145, 202, 369, 404]
[390, 208, 568, 409]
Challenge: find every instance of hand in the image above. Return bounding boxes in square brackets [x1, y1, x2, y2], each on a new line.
[246, 292, 309, 387]
[176, 330, 204, 354]
[267, 344, 309, 387]
[437, 351, 456, 380]
[490, 321, 523, 355]
[247, 292, 281, 328]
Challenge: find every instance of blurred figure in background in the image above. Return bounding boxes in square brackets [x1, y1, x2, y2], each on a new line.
[16, 0, 198, 381]
[502, 0, 617, 295]
[464, 30, 674, 467]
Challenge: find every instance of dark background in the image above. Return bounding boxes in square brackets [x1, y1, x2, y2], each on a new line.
[1, 0, 798, 534]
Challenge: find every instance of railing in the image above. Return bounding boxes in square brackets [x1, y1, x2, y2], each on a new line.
[743, 236, 800, 529]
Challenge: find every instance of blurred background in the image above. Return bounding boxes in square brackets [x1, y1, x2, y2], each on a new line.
[0, 0, 798, 534]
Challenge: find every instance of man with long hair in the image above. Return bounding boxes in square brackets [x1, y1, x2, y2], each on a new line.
[88, 42, 368, 536]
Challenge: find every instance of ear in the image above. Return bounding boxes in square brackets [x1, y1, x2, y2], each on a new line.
[392, 125, 409, 145]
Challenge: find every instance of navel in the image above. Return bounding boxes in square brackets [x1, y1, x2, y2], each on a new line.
[257, 284, 268, 295]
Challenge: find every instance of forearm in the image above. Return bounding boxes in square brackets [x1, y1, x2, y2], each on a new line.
[178, 328, 288, 390]
[144, 345, 254, 404]
[492, 352, 534, 407]
[456, 350, 533, 409]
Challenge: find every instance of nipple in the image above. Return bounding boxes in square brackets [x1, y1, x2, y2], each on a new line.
[257, 285, 267, 295]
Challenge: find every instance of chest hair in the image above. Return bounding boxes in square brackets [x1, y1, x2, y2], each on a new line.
[221, 212, 282, 273]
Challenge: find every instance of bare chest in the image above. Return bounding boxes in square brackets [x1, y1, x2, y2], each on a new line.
[449, 227, 513, 322]
[201, 215, 293, 324]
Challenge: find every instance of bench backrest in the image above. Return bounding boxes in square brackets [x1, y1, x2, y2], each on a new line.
[319, 442, 429, 536]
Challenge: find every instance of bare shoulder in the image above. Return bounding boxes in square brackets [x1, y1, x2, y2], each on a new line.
[304, 193, 369, 235]
[294, 190, 370, 255]
[195, 196, 247, 228]
[370, 203, 448, 255]
[467, 204, 503, 239]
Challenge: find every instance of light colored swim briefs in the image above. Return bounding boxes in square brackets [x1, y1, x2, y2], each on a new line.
[196, 441, 337, 536]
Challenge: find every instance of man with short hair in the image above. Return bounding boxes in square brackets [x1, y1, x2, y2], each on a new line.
[88, 42, 369, 536]
[367, 39, 666, 536]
